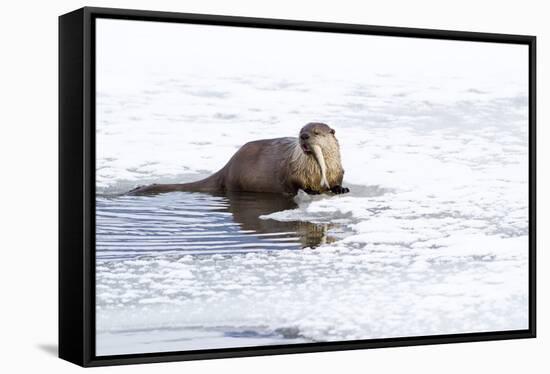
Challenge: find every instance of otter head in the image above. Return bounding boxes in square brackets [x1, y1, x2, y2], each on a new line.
[299, 122, 337, 154]
[298, 122, 340, 189]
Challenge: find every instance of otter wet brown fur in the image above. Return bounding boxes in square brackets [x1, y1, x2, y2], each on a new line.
[129, 122, 350, 196]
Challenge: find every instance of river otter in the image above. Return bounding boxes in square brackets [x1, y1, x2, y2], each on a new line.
[129, 122, 350, 196]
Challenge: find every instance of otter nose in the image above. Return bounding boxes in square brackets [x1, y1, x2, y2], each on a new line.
[300, 133, 310, 140]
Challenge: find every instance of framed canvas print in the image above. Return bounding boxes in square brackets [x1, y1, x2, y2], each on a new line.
[59, 7, 536, 367]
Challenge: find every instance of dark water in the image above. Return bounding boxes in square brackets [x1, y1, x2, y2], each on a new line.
[96, 191, 334, 260]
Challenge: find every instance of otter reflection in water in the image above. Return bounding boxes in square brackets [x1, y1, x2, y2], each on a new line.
[129, 123, 350, 196]
[219, 191, 334, 249]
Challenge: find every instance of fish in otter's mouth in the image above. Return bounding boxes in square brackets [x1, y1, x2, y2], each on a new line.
[311, 144, 330, 189]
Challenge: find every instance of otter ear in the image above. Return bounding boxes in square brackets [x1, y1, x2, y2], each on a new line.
[330, 129, 335, 134]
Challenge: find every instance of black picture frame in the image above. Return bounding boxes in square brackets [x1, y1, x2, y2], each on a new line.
[59, 6, 537, 367]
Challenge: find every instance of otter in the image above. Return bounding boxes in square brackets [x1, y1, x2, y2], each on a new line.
[129, 122, 350, 196]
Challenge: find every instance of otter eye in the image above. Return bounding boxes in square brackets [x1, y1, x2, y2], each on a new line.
[330, 129, 335, 134]
[314, 130, 319, 135]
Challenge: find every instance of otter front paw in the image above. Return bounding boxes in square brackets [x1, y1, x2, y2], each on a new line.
[331, 185, 350, 194]
[303, 188, 321, 195]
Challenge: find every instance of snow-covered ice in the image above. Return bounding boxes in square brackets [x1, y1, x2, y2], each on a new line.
[95, 19, 529, 355]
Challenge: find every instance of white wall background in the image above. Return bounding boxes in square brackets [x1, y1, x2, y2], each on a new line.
[0, 0, 546, 372]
